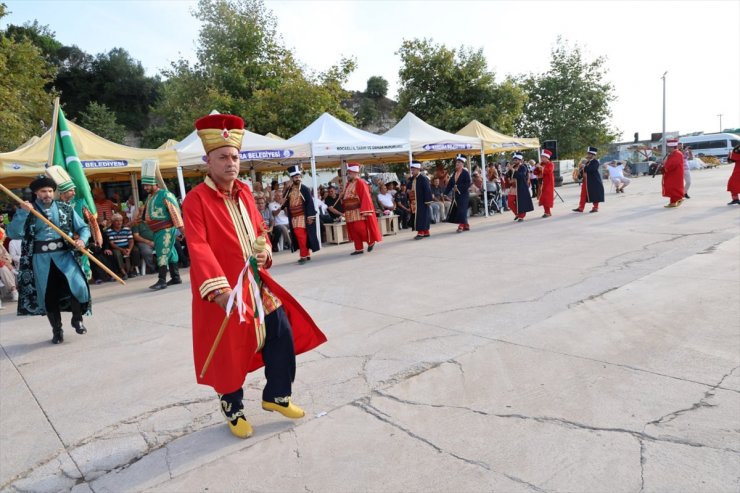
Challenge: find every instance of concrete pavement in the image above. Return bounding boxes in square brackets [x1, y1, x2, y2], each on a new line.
[1, 165, 739, 492]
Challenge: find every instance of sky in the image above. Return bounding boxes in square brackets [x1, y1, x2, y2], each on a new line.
[3, 0, 739, 142]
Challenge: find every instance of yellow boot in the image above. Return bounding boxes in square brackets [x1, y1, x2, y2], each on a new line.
[228, 415, 253, 439]
[262, 398, 305, 419]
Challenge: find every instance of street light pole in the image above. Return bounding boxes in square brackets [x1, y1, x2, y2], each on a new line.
[661, 71, 667, 161]
[718, 113, 723, 132]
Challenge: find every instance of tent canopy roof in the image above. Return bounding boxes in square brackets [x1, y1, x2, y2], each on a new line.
[176, 110, 312, 170]
[383, 112, 481, 160]
[0, 120, 178, 189]
[457, 120, 540, 153]
[286, 112, 409, 161]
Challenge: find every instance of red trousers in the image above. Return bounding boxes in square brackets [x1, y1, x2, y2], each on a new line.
[294, 227, 309, 258]
[578, 184, 598, 211]
[347, 221, 371, 251]
[508, 195, 526, 219]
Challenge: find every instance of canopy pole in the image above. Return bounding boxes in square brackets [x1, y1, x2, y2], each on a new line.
[481, 140, 488, 217]
[176, 166, 187, 200]
[129, 173, 140, 207]
[46, 97, 60, 168]
[249, 165, 256, 184]
[310, 146, 321, 248]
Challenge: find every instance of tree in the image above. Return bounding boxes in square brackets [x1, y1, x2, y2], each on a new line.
[516, 37, 618, 159]
[395, 38, 526, 134]
[90, 48, 161, 131]
[149, 0, 356, 141]
[0, 6, 56, 151]
[365, 76, 388, 99]
[79, 101, 127, 144]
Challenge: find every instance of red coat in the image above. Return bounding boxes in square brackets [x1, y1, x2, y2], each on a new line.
[343, 178, 382, 245]
[728, 149, 740, 194]
[662, 150, 685, 202]
[182, 177, 327, 394]
[536, 161, 554, 208]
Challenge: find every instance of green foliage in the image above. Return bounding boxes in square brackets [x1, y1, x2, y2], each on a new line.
[149, 0, 355, 140]
[79, 101, 127, 144]
[0, 28, 55, 151]
[357, 97, 380, 127]
[395, 38, 526, 134]
[516, 37, 618, 159]
[4, 20, 63, 64]
[365, 76, 388, 99]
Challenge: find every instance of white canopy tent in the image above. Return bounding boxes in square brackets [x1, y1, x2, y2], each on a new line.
[285, 112, 410, 244]
[382, 112, 481, 162]
[173, 111, 312, 197]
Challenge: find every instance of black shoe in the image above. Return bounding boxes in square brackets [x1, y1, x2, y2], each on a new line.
[542, 214, 551, 218]
[367, 244, 375, 252]
[350, 250, 364, 256]
[128, 272, 138, 278]
[516, 218, 524, 222]
[414, 235, 424, 240]
[72, 320, 87, 335]
[728, 199, 740, 205]
[166, 263, 182, 285]
[52, 330, 64, 344]
[589, 209, 599, 213]
[298, 257, 307, 265]
[684, 194, 690, 199]
[572, 208, 583, 213]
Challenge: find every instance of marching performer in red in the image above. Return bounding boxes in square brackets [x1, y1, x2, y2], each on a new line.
[535, 149, 555, 217]
[182, 114, 326, 439]
[726, 144, 740, 205]
[662, 139, 685, 208]
[340, 162, 382, 255]
[283, 165, 320, 264]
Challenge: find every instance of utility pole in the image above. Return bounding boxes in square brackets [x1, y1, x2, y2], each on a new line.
[718, 114, 723, 132]
[661, 71, 667, 161]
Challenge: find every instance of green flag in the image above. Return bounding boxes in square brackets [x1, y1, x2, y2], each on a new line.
[50, 108, 96, 216]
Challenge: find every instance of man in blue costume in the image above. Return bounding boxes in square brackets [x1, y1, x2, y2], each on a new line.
[283, 165, 320, 264]
[444, 155, 472, 233]
[510, 153, 535, 222]
[7, 176, 91, 344]
[407, 160, 433, 239]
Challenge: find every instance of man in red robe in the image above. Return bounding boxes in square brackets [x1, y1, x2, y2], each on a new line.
[340, 162, 382, 255]
[726, 144, 740, 205]
[535, 149, 555, 217]
[182, 114, 326, 439]
[662, 139, 685, 208]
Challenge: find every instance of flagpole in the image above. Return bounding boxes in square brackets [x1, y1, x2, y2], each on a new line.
[46, 97, 61, 168]
[0, 184, 126, 285]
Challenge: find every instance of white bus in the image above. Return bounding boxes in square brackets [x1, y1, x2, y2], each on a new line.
[679, 133, 740, 162]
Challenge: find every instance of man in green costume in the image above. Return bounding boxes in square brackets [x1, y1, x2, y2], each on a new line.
[141, 161, 185, 290]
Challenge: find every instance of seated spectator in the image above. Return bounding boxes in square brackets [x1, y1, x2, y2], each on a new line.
[252, 181, 267, 202]
[469, 172, 483, 216]
[90, 229, 115, 284]
[486, 165, 503, 213]
[105, 213, 140, 280]
[93, 188, 116, 225]
[386, 180, 399, 197]
[122, 195, 142, 225]
[131, 214, 156, 273]
[430, 177, 450, 222]
[395, 182, 411, 229]
[0, 228, 18, 305]
[376, 184, 396, 216]
[255, 196, 279, 247]
[268, 191, 291, 251]
[434, 163, 450, 187]
[323, 186, 343, 222]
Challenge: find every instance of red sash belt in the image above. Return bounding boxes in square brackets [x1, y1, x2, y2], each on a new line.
[343, 198, 360, 210]
[146, 219, 174, 232]
[289, 205, 305, 217]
